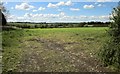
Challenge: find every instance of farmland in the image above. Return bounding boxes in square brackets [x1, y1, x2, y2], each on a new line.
[2, 27, 116, 72]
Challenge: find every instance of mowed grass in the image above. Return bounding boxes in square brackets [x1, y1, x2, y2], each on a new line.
[2, 27, 110, 72]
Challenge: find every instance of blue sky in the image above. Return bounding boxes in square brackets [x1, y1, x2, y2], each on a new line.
[3, 1, 118, 22]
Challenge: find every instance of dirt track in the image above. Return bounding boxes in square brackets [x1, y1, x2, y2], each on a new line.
[17, 37, 112, 72]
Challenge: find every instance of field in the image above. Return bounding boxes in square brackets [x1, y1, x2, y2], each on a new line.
[2, 27, 114, 72]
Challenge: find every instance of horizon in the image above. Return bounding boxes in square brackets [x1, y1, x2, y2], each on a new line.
[8, 21, 111, 23]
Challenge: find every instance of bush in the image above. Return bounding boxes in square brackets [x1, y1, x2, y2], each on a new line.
[99, 2, 120, 71]
[100, 38, 120, 68]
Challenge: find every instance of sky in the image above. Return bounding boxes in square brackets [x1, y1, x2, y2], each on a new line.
[2, 0, 119, 23]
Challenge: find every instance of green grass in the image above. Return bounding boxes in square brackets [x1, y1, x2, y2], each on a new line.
[25, 27, 109, 54]
[2, 27, 111, 72]
[2, 30, 26, 72]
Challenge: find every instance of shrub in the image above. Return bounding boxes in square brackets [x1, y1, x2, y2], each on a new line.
[99, 2, 120, 71]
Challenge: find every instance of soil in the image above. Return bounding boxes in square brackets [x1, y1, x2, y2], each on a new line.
[17, 37, 112, 72]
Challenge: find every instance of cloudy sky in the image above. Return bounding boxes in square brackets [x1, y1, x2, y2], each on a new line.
[3, 0, 119, 23]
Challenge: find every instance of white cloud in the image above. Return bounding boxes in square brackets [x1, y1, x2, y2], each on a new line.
[95, 2, 98, 5]
[24, 13, 32, 17]
[60, 12, 65, 16]
[33, 10, 37, 12]
[99, 15, 109, 19]
[70, 8, 80, 11]
[7, 12, 110, 23]
[5, 2, 8, 4]
[47, 0, 72, 8]
[80, 15, 87, 18]
[83, 5, 94, 9]
[38, 7, 45, 10]
[97, 0, 112, 2]
[57, 9, 62, 11]
[7, 15, 16, 19]
[97, 4, 102, 7]
[32, 7, 45, 12]
[8, 12, 66, 22]
[97, 4, 105, 7]
[57, 1, 65, 6]
[65, 1, 72, 6]
[11, 7, 14, 9]
[47, 3, 57, 8]
[15, 3, 34, 10]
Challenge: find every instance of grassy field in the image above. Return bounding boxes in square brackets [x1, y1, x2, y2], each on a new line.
[2, 27, 113, 72]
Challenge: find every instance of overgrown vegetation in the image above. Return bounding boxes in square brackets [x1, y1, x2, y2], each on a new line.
[2, 30, 25, 72]
[2, 27, 111, 72]
[99, 2, 120, 71]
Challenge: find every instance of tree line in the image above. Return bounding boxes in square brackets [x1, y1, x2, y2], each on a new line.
[7, 21, 110, 29]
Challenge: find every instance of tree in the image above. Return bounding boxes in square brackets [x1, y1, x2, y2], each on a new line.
[109, 2, 120, 42]
[0, 2, 7, 13]
[1, 11, 6, 26]
[99, 2, 120, 70]
[0, 2, 8, 26]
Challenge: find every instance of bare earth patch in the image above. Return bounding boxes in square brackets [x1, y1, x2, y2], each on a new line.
[17, 37, 112, 72]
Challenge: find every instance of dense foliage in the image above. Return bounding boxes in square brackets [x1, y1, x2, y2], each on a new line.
[100, 2, 120, 71]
